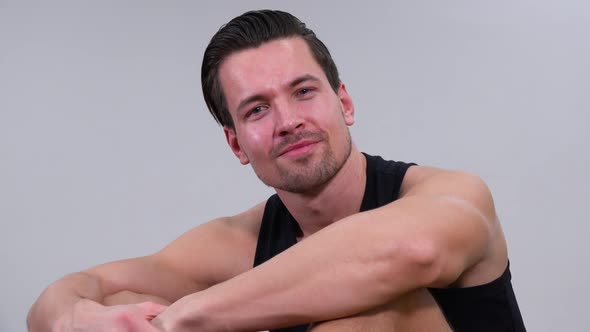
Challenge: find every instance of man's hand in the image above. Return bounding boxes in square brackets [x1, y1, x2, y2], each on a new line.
[52, 300, 168, 332]
[150, 295, 206, 332]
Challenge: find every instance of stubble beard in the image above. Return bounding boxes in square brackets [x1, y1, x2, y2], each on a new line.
[271, 128, 352, 194]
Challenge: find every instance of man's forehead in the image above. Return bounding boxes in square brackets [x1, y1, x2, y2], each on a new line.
[218, 37, 327, 107]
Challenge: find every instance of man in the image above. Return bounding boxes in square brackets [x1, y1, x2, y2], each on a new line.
[27, 9, 526, 331]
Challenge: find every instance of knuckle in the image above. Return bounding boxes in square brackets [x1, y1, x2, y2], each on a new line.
[113, 310, 133, 324]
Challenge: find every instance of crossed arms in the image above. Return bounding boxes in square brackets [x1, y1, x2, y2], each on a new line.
[28, 167, 503, 331]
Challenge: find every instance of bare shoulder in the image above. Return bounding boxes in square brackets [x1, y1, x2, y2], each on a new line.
[401, 165, 498, 232]
[402, 166, 493, 207]
[156, 201, 267, 286]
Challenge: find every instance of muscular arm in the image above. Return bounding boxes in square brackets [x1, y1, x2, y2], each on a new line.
[158, 168, 503, 331]
[27, 206, 262, 332]
[26, 256, 189, 331]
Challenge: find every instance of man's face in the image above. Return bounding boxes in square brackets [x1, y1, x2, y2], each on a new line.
[219, 37, 355, 193]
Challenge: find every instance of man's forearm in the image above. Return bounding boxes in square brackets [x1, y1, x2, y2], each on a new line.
[165, 202, 436, 330]
[166, 216, 406, 331]
[164, 194, 488, 331]
[27, 272, 104, 332]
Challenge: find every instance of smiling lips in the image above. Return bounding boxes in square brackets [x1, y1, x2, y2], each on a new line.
[279, 140, 319, 158]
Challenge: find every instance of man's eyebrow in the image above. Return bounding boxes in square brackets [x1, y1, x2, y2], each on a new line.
[289, 74, 321, 88]
[236, 74, 321, 113]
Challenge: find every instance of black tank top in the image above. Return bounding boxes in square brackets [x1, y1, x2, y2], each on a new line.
[253, 153, 526, 331]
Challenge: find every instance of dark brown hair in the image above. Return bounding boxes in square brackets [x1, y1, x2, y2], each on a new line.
[201, 9, 341, 128]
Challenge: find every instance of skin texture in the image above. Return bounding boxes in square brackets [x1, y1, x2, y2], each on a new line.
[221, 38, 355, 195]
[27, 37, 509, 331]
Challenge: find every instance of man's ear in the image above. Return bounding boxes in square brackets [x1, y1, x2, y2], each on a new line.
[338, 83, 355, 126]
[224, 126, 250, 165]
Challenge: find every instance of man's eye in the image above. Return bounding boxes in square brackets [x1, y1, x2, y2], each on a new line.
[298, 88, 311, 96]
[246, 106, 266, 118]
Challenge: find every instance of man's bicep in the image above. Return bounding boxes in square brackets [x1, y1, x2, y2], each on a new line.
[83, 254, 204, 304]
[85, 210, 263, 304]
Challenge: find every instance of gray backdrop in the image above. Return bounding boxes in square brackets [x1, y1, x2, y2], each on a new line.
[2, 1, 589, 331]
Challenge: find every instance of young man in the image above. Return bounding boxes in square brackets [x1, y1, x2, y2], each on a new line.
[28, 10, 526, 331]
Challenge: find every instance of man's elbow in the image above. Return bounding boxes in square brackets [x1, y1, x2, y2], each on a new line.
[401, 238, 451, 287]
[373, 237, 442, 294]
[378, 234, 468, 293]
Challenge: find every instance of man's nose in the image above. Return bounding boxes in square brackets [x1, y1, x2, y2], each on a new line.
[276, 102, 304, 136]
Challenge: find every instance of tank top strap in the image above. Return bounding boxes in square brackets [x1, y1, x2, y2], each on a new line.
[253, 194, 301, 267]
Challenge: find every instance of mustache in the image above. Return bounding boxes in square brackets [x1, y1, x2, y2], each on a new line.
[272, 131, 326, 157]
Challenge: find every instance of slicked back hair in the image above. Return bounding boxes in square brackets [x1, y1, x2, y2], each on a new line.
[201, 9, 341, 129]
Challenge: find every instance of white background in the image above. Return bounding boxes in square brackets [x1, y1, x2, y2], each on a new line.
[2, 1, 589, 331]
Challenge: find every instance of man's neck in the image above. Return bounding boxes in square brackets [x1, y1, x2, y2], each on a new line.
[275, 147, 367, 238]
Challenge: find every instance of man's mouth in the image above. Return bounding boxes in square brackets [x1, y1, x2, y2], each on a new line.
[278, 140, 319, 157]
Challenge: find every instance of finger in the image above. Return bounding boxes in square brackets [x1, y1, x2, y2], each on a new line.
[136, 301, 168, 319]
[151, 316, 164, 329]
[110, 307, 165, 332]
[127, 315, 166, 332]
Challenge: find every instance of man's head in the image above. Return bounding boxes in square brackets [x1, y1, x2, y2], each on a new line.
[203, 10, 355, 193]
[202, 9, 341, 129]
